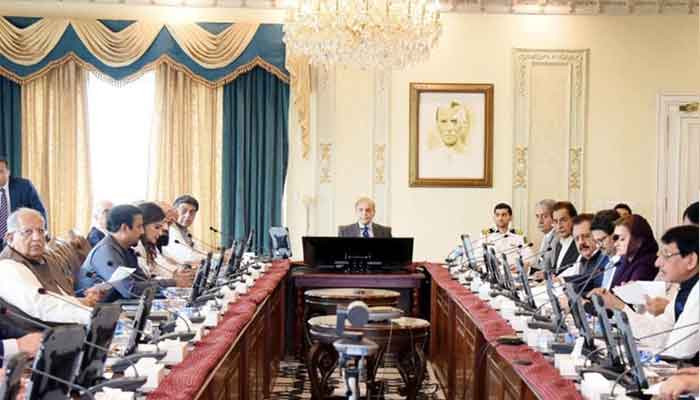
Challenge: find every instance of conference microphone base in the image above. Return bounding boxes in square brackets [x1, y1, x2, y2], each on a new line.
[86, 376, 148, 395]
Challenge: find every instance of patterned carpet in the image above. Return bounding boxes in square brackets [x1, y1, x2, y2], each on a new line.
[267, 355, 446, 400]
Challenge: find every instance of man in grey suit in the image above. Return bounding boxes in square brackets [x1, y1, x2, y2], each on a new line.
[533, 199, 558, 273]
[338, 197, 392, 238]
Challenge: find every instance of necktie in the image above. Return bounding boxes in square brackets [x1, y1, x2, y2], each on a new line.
[361, 225, 369, 238]
[0, 188, 8, 238]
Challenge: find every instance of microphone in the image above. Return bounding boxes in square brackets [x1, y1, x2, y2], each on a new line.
[607, 328, 700, 397]
[83, 272, 195, 341]
[0, 354, 96, 400]
[209, 226, 236, 243]
[521, 259, 614, 326]
[186, 232, 220, 252]
[0, 306, 145, 383]
[470, 231, 511, 246]
[36, 288, 92, 312]
[550, 257, 622, 335]
[635, 322, 700, 342]
[174, 239, 209, 257]
[581, 321, 700, 371]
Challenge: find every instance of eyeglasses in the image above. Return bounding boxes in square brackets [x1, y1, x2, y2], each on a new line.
[657, 250, 681, 260]
[594, 235, 609, 246]
[13, 227, 46, 238]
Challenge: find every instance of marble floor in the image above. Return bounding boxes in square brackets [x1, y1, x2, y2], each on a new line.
[267, 355, 446, 400]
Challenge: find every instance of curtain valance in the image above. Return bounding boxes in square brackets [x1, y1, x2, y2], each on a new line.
[0, 17, 287, 86]
[0, 16, 311, 158]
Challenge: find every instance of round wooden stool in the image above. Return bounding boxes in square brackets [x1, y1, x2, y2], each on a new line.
[306, 315, 430, 400]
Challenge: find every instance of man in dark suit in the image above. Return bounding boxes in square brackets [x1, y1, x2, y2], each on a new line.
[0, 157, 47, 248]
[338, 197, 392, 238]
[551, 201, 579, 274]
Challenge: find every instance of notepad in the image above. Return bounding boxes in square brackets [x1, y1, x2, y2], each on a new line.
[612, 281, 666, 305]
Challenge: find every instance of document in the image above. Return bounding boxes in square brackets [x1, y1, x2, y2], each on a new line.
[612, 281, 666, 305]
[109, 267, 136, 283]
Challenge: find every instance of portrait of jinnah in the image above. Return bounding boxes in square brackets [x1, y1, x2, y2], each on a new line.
[417, 91, 486, 180]
[428, 100, 471, 153]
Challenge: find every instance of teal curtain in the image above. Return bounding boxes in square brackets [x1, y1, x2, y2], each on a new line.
[0, 76, 22, 174]
[221, 67, 289, 254]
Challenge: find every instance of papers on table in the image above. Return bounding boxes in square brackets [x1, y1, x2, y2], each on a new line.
[612, 281, 666, 305]
[110, 267, 136, 283]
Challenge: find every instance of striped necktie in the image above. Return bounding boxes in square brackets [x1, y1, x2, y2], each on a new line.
[0, 188, 8, 238]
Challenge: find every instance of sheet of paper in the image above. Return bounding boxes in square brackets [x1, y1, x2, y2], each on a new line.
[558, 264, 580, 278]
[109, 267, 136, 283]
[643, 382, 661, 396]
[613, 281, 666, 305]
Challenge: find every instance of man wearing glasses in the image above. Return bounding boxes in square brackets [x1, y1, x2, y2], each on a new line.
[599, 224, 699, 360]
[0, 208, 93, 330]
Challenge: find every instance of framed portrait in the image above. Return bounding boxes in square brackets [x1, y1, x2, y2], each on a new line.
[409, 83, 494, 187]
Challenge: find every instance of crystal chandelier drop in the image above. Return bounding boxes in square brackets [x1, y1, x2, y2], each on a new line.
[283, 0, 442, 70]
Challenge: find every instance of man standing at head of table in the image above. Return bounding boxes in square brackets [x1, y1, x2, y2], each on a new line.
[338, 197, 392, 238]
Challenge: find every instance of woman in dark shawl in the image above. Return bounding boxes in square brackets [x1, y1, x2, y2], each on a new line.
[609, 214, 659, 288]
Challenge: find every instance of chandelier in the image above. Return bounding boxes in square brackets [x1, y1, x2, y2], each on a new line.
[283, 0, 442, 70]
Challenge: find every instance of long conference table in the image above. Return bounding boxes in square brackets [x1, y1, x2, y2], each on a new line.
[145, 260, 585, 400]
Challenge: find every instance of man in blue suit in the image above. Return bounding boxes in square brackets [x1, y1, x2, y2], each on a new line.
[0, 157, 47, 248]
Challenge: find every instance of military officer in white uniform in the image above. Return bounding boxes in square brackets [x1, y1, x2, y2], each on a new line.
[480, 202, 533, 267]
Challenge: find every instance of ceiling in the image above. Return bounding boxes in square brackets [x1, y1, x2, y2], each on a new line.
[3, 0, 698, 15]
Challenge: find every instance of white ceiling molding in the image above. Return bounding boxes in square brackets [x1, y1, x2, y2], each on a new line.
[4, 0, 697, 15]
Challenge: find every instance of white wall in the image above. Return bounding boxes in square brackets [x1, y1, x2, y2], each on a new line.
[287, 13, 700, 261]
[3, 2, 696, 261]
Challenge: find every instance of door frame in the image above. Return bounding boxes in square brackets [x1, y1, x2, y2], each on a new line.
[655, 91, 700, 235]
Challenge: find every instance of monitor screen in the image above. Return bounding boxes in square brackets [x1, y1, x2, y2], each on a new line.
[75, 303, 122, 387]
[302, 236, 413, 271]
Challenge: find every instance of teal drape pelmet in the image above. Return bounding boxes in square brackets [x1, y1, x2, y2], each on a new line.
[221, 67, 289, 254]
[0, 76, 21, 174]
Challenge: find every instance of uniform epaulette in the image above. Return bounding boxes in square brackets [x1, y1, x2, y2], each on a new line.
[510, 228, 523, 235]
[481, 228, 494, 235]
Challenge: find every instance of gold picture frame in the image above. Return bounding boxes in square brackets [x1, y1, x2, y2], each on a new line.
[409, 82, 494, 187]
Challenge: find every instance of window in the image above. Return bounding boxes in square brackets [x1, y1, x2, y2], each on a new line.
[87, 72, 156, 205]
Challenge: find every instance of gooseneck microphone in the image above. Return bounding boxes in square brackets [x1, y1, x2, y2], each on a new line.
[83, 271, 195, 341]
[0, 306, 143, 380]
[607, 329, 699, 397]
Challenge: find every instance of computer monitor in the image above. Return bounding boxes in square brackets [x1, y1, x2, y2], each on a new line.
[514, 255, 536, 310]
[75, 304, 122, 388]
[613, 310, 649, 392]
[125, 287, 156, 356]
[302, 237, 413, 272]
[460, 234, 477, 268]
[189, 259, 208, 305]
[0, 353, 28, 400]
[591, 294, 624, 370]
[565, 283, 595, 350]
[545, 271, 565, 332]
[270, 227, 292, 259]
[499, 253, 516, 291]
[207, 246, 227, 290]
[488, 247, 505, 287]
[25, 325, 86, 400]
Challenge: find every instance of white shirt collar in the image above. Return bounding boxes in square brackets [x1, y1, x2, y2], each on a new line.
[358, 222, 373, 230]
[1, 180, 8, 193]
[559, 235, 573, 246]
